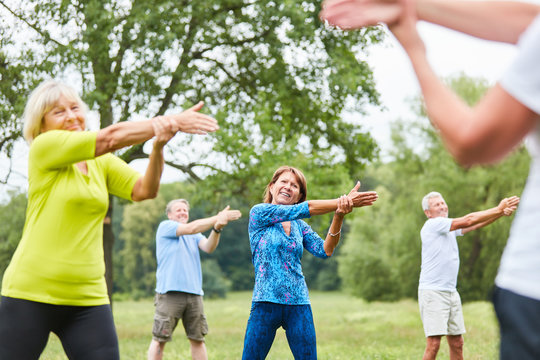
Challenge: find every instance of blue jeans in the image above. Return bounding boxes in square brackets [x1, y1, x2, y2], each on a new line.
[242, 301, 317, 360]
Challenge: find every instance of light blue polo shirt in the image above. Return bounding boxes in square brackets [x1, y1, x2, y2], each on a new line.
[155, 220, 204, 295]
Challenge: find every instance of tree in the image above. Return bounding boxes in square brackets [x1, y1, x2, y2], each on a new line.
[338, 74, 530, 302]
[0, 0, 383, 295]
[116, 195, 165, 298]
[0, 191, 27, 284]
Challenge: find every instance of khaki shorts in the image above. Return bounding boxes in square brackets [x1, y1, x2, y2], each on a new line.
[152, 292, 208, 342]
[418, 289, 466, 337]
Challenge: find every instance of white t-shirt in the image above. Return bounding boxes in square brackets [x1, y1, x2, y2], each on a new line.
[419, 217, 463, 291]
[496, 15, 540, 300]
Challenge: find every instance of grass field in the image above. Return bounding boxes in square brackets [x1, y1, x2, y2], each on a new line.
[39, 291, 499, 359]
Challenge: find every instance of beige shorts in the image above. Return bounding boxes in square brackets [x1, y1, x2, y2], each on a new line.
[152, 292, 208, 342]
[418, 289, 466, 337]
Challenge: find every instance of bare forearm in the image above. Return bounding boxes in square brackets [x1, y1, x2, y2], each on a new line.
[419, 0, 540, 44]
[404, 40, 524, 165]
[406, 46, 479, 160]
[177, 216, 218, 236]
[308, 200, 338, 216]
[131, 146, 164, 201]
[451, 206, 503, 231]
[324, 213, 345, 256]
[200, 231, 220, 253]
[95, 120, 154, 157]
[461, 213, 503, 234]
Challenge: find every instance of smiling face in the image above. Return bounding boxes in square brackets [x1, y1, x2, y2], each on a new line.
[424, 196, 449, 219]
[167, 201, 190, 224]
[41, 94, 86, 133]
[269, 171, 301, 205]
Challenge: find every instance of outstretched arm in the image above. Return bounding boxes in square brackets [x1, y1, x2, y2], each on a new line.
[321, 0, 540, 43]
[451, 196, 519, 233]
[388, 0, 538, 165]
[308, 181, 378, 215]
[198, 206, 242, 253]
[95, 101, 218, 156]
[172, 206, 241, 254]
[176, 206, 241, 236]
[321, 0, 540, 166]
[418, 0, 540, 44]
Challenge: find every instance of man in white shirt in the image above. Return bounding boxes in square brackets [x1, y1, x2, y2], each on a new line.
[419, 192, 518, 360]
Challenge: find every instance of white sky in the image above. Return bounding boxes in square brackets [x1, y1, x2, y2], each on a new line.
[0, 11, 532, 201]
[360, 23, 518, 158]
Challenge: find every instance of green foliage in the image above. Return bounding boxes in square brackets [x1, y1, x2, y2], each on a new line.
[0, 191, 27, 285]
[1, 0, 384, 298]
[116, 196, 166, 297]
[338, 74, 530, 302]
[202, 259, 231, 299]
[0, 0, 382, 175]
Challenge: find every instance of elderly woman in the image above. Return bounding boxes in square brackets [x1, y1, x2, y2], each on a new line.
[241, 165, 378, 360]
[0, 80, 218, 359]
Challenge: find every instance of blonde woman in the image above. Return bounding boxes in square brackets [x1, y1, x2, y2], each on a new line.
[0, 80, 218, 359]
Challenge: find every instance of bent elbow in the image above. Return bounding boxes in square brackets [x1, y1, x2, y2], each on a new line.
[448, 132, 485, 167]
[143, 191, 159, 201]
[132, 187, 159, 202]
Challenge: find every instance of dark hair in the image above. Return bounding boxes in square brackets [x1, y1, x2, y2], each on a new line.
[262, 166, 307, 204]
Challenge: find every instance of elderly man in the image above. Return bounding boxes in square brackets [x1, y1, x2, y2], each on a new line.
[418, 192, 518, 360]
[147, 199, 241, 360]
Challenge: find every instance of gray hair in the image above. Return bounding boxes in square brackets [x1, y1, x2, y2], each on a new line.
[422, 191, 444, 211]
[22, 79, 88, 143]
[166, 199, 190, 214]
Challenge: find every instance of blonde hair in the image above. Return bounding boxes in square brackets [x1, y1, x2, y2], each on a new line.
[22, 80, 88, 143]
[263, 166, 307, 204]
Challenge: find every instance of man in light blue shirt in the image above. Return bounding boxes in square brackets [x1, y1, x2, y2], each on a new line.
[148, 199, 241, 360]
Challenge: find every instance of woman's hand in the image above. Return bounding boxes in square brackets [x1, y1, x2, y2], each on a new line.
[388, 0, 425, 55]
[347, 181, 378, 207]
[151, 116, 177, 150]
[335, 194, 353, 216]
[320, 0, 403, 29]
[166, 101, 219, 135]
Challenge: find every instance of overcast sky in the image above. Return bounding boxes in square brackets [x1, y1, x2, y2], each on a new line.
[360, 22, 518, 157]
[0, 9, 533, 200]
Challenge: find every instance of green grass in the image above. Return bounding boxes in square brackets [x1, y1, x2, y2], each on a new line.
[39, 291, 499, 359]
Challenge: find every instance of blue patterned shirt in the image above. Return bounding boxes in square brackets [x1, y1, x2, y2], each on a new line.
[249, 202, 329, 305]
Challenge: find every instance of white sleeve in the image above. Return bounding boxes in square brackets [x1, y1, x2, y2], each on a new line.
[500, 14, 540, 115]
[425, 217, 453, 234]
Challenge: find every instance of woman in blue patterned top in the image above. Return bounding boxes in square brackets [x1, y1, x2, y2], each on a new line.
[242, 165, 378, 359]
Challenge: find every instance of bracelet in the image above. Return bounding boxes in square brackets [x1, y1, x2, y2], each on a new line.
[212, 227, 222, 233]
[328, 228, 341, 237]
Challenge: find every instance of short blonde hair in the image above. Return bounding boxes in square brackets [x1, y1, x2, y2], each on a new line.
[22, 80, 88, 143]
